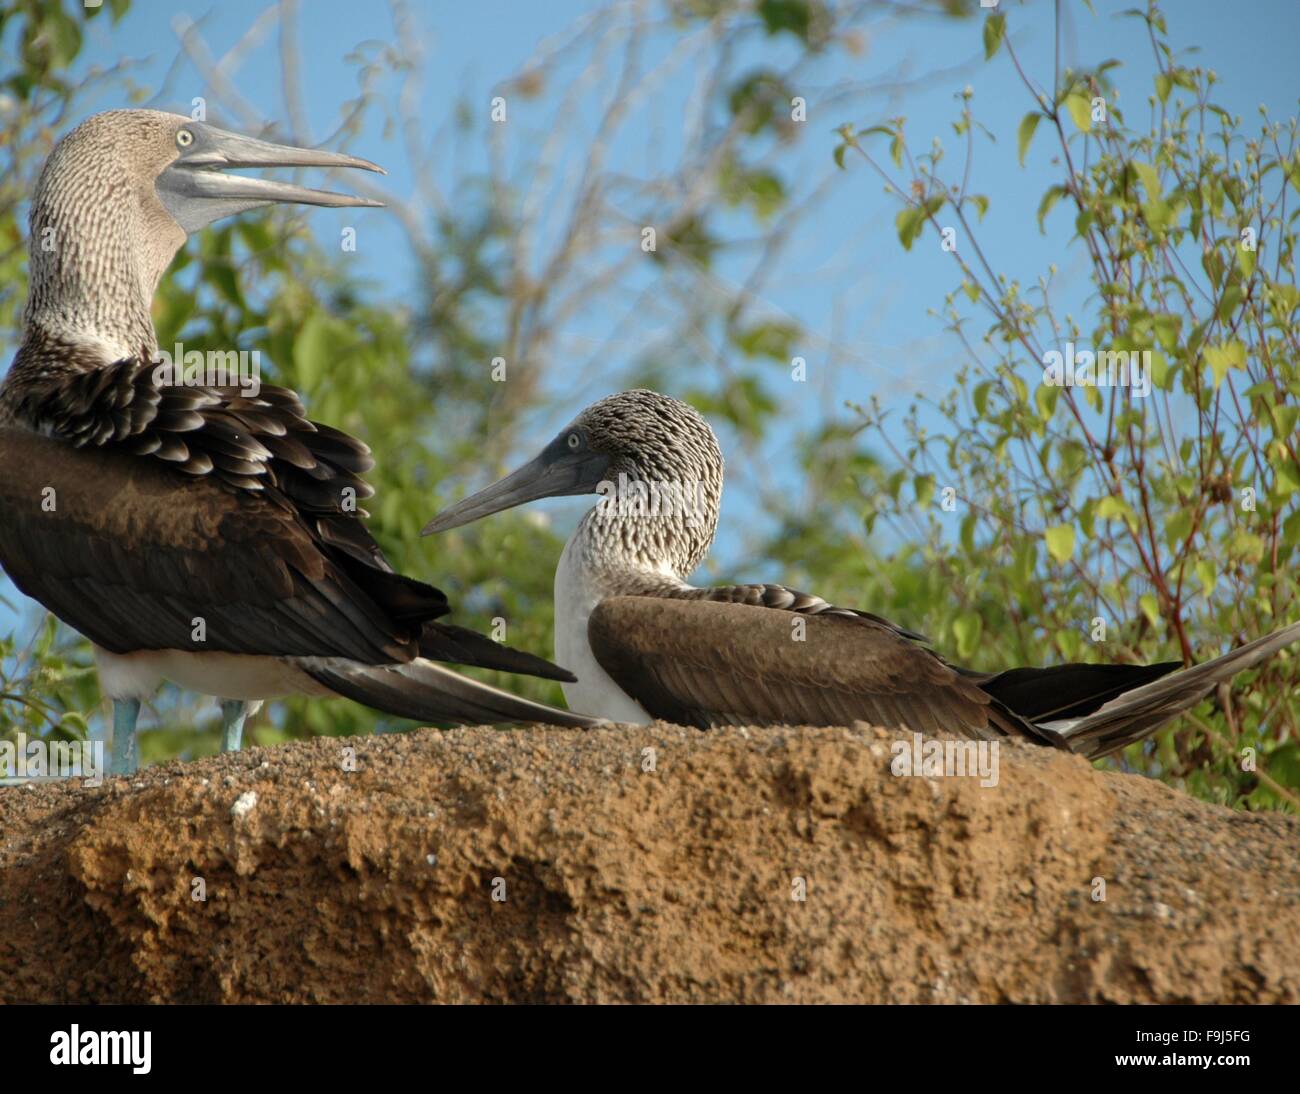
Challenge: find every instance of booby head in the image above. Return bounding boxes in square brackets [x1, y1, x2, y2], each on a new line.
[424, 389, 724, 579]
[22, 109, 383, 361]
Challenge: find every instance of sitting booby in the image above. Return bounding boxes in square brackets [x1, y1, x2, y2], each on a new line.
[0, 110, 595, 775]
[424, 389, 1300, 758]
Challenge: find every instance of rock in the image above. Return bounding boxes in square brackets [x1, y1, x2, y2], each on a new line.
[0, 723, 1296, 1003]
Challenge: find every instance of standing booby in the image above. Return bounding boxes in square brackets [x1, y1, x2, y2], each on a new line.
[424, 389, 1300, 758]
[0, 110, 595, 775]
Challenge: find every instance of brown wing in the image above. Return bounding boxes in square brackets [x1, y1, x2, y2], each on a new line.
[680, 582, 931, 643]
[0, 424, 423, 662]
[11, 358, 380, 513]
[588, 596, 1064, 746]
[0, 360, 566, 676]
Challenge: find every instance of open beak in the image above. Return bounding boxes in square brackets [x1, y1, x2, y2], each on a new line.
[157, 122, 385, 233]
[422, 444, 611, 536]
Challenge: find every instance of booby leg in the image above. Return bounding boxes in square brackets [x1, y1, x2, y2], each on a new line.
[111, 698, 141, 776]
[219, 699, 250, 753]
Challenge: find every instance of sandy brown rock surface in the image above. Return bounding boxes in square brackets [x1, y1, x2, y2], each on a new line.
[0, 722, 1297, 1003]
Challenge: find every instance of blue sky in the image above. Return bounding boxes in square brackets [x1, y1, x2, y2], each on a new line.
[69, 0, 1293, 378]
[2, 0, 1298, 642]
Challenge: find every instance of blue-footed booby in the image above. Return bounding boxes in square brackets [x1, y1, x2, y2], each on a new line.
[0, 110, 595, 775]
[424, 389, 1300, 757]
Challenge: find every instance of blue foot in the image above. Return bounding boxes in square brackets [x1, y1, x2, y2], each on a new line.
[111, 698, 141, 776]
[220, 699, 249, 753]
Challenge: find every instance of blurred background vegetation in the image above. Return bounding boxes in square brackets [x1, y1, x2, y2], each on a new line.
[1, 0, 1296, 809]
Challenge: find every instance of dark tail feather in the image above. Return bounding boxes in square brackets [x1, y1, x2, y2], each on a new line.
[1048, 621, 1300, 759]
[316, 522, 572, 680]
[979, 661, 1181, 721]
[298, 656, 600, 728]
[419, 622, 577, 682]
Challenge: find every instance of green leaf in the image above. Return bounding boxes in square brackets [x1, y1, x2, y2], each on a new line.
[1035, 382, 1059, 421]
[895, 206, 925, 251]
[732, 321, 799, 361]
[1164, 508, 1192, 550]
[730, 168, 786, 219]
[1097, 495, 1136, 527]
[890, 132, 904, 168]
[59, 711, 90, 738]
[1017, 112, 1041, 166]
[237, 218, 276, 257]
[1148, 350, 1171, 390]
[1064, 93, 1092, 133]
[1201, 248, 1226, 290]
[1078, 498, 1097, 538]
[1138, 593, 1160, 629]
[1133, 161, 1162, 201]
[1152, 313, 1182, 351]
[1195, 560, 1218, 601]
[1237, 239, 1256, 278]
[1286, 154, 1300, 196]
[1274, 462, 1300, 499]
[886, 470, 906, 501]
[727, 71, 793, 137]
[1044, 524, 1075, 564]
[757, 0, 813, 42]
[953, 613, 983, 660]
[1036, 184, 1068, 232]
[1055, 628, 1084, 660]
[1216, 285, 1244, 323]
[209, 263, 244, 310]
[1204, 340, 1246, 387]
[914, 474, 935, 508]
[1270, 403, 1300, 440]
[982, 13, 1006, 60]
[293, 314, 332, 392]
[960, 511, 978, 555]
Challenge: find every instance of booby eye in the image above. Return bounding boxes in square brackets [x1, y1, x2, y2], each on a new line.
[566, 432, 581, 451]
[176, 130, 194, 148]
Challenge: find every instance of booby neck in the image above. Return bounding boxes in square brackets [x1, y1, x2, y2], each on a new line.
[553, 466, 723, 722]
[17, 117, 181, 374]
[564, 485, 717, 594]
[552, 522, 673, 724]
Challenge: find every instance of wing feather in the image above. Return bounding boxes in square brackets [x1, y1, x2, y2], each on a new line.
[0, 432, 415, 661]
[0, 360, 555, 678]
[588, 596, 1059, 744]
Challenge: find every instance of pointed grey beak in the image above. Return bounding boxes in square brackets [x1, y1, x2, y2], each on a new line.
[157, 122, 385, 233]
[422, 443, 612, 536]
